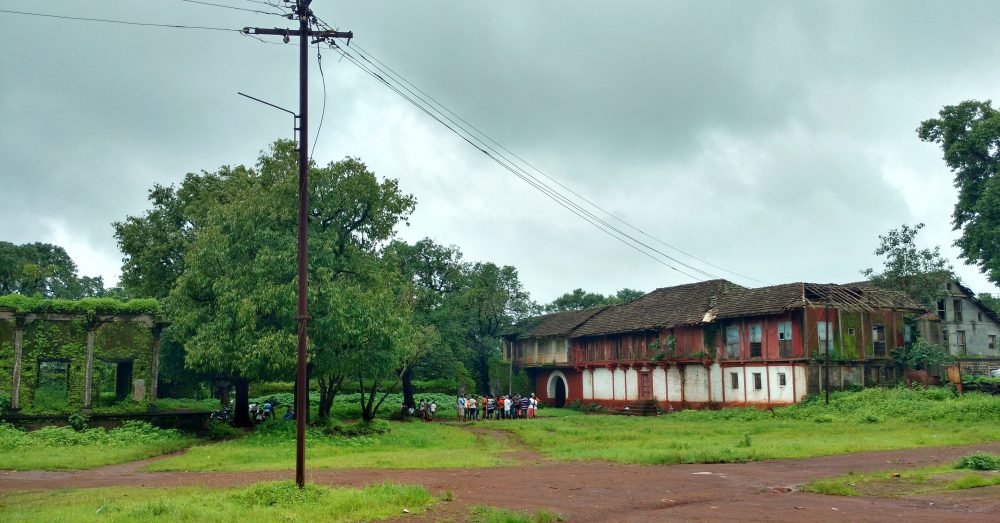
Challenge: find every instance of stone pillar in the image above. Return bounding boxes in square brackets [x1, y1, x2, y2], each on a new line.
[150, 324, 163, 402]
[10, 317, 25, 410]
[84, 327, 95, 409]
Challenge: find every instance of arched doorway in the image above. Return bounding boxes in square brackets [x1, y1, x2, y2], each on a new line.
[547, 371, 569, 408]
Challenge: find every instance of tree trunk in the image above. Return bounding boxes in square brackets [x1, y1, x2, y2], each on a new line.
[401, 366, 415, 411]
[317, 373, 344, 421]
[233, 378, 251, 427]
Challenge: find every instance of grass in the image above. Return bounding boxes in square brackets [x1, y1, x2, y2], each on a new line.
[802, 452, 1000, 497]
[468, 505, 563, 523]
[499, 388, 1000, 465]
[0, 421, 194, 471]
[152, 398, 219, 412]
[147, 418, 510, 472]
[0, 481, 435, 522]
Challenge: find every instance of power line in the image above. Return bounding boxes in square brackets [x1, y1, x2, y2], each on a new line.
[0, 8, 240, 32]
[310, 34, 327, 162]
[175, 0, 289, 17]
[330, 42, 709, 281]
[346, 41, 770, 286]
[311, 18, 759, 283]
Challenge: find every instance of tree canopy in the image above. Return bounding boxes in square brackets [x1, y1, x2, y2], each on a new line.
[860, 223, 953, 308]
[0, 241, 106, 299]
[918, 100, 1000, 288]
[543, 287, 644, 312]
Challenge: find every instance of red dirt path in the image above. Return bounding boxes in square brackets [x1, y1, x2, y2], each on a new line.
[2, 439, 999, 522]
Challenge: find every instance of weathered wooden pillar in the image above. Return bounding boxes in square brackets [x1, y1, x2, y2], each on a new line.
[150, 323, 163, 402]
[83, 326, 96, 409]
[10, 316, 25, 410]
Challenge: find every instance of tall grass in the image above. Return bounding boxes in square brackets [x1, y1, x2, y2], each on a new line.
[0, 481, 434, 522]
[0, 421, 193, 470]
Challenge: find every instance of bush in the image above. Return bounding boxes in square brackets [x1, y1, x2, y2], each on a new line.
[325, 419, 391, 438]
[956, 452, 1000, 471]
[206, 420, 244, 440]
[67, 412, 89, 431]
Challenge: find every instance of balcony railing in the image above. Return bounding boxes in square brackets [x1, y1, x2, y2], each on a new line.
[512, 352, 570, 366]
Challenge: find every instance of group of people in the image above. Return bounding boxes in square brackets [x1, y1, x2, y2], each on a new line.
[402, 399, 438, 421]
[456, 393, 538, 420]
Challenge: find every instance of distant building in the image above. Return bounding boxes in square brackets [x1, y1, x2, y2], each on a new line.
[504, 280, 924, 411]
[929, 279, 1000, 357]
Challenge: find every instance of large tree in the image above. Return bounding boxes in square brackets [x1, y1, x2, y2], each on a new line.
[157, 141, 415, 424]
[918, 100, 1000, 287]
[860, 223, 953, 308]
[0, 241, 105, 299]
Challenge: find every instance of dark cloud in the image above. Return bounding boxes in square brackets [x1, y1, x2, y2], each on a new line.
[1, 1, 998, 298]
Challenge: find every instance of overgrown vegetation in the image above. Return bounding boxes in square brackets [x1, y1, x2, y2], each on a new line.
[469, 505, 564, 523]
[802, 452, 1000, 497]
[0, 294, 160, 316]
[0, 421, 192, 470]
[0, 481, 435, 522]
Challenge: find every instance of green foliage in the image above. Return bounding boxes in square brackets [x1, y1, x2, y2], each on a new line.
[893, 338, 954, 370]
[0, 482, 435, 523]
[324, 419, 391, 437]
[0, 421, 191, 470]
[0, 241, 107, 299]
[736, 432, 752, 447]
[542, 288, 643, 313]
[801, 479, 859, 497]
[956, 452, 1000, 471]
[469, 505, 564, 523]
[947, 474, 998, 490]
[0, 294, 160, 316]
[67, 412, 88, 431]
[919, 100, 1000, 287]
[859, 223, 952, 308]
[206, 420, 244, 441]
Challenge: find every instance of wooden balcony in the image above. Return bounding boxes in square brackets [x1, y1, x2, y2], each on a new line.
[512, 352, 571, 367]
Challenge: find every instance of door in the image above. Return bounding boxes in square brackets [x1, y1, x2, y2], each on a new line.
[639, 372, 653, 400]
[553, 377, 566, 407]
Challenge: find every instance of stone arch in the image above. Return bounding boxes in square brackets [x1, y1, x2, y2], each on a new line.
[547, 370, 569, 407]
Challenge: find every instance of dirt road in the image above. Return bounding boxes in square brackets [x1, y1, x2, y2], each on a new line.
[2, 438, 999, 522]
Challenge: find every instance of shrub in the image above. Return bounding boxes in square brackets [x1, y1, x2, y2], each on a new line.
[325, 419, 391, 438]
[67, 412, 89, 431]
[956, 453, 1000, 471]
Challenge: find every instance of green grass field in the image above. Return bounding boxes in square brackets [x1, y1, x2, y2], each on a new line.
[500, 388, 1000, 465]
[147, 418, 510, 472]
[802, 452, 1000, 496]
[0, 481, 435, 522]
[0, 421, 194, 471]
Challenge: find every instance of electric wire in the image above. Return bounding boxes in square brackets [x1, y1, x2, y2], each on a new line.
[0, 8, 240, 32]
[325, 37, 721, 282]
[311, 33, 327, 162]
[345, 41, 769, 286]
[175, 0, 288, 17]
[309, 18, 761, 284]
[331, 44, 707, 281]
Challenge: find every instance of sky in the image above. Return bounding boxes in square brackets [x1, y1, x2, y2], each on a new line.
[1, 0, 999, 304]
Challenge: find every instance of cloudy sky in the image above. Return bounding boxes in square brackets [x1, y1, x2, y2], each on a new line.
[2, 0, 999, 303]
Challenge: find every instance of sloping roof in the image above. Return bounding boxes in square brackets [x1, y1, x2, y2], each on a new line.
[571, 280, 742, 338]
[712, 282, 925, 319]
[952, 280, 1000, 324]
[504, 306, 609, 340]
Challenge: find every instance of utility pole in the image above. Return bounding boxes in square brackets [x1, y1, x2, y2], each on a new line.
[243, 0, 352, 489]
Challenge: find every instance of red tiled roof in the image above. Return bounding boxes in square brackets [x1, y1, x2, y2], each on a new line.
[505, 306, 609, 339]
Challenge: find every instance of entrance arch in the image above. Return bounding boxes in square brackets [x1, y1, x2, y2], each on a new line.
[547, 371, 569, 407]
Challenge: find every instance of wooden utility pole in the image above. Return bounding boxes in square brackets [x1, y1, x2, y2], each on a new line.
[243, 0, 352, 489]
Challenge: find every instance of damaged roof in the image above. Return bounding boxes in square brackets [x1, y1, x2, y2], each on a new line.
[712, 282, 926, 319]
[570, 280, 742, 338]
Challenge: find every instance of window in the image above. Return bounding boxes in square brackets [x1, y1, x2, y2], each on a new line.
[752, 372, 763, 390]
[978, 312, 983, 322]
[749, 324, 762, 358]
[937, 300, 946, 320]
[957, 330, 967, 354]
[847, 327, 856, 336]
[730, 372, 739, 389]
[35, 360, 71, 411]
[903, 324, 912, 344]
[989, 335, 996, 351]
[725, 325, 740, 359]
[872, 324, 886, 356]
[817, 321, 832, 354]
[778, 372, 787, 387]
[942, 330, 949, 349]
[777, 321, 793, 358]
[953, 300, 963, 322]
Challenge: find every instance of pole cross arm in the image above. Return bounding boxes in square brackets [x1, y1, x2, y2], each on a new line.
[243, 27, 353, 39]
